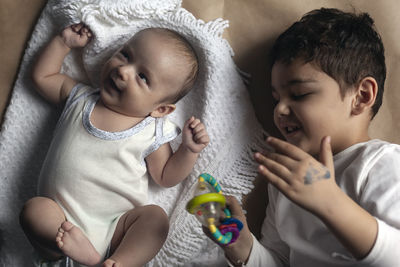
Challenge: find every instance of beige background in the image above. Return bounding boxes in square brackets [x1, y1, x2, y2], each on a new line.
[1, 0, 399, 235]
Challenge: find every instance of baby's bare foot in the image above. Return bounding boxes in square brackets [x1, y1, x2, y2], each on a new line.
[56, 221, 101, 266]
[103, 258, 121, 267]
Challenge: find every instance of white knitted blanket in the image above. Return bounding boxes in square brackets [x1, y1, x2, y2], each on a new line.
[0, 0, 267, 266]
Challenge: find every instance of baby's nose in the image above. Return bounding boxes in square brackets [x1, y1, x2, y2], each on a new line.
[117, 64, 134, 81]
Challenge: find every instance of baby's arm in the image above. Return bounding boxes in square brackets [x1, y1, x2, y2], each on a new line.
[32, 23, 92, 104]
[146, 117, 209, 187]
[255, 136, 377, 259]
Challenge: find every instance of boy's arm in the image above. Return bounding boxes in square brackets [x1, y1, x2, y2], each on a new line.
[146, 117, 209, 187]
[255, 136, 377, 260]
[32, 23, 92, 104]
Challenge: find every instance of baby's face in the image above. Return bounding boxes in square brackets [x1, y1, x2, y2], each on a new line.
[271, 59, 357, 156]
[99, 30, 189, 118]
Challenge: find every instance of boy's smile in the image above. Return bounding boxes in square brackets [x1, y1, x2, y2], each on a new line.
[271, 59, 361, 156]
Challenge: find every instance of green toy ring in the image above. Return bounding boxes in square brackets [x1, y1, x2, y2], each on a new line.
[186, 193, 226, 214]
[186, 173, 241, 245]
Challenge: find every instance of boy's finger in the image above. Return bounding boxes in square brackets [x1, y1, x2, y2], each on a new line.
[258, 164, 290, 192]
[319, 136, 334, 171]
[255, 155, 292, 183]
[225, 196, 245, 219]
[255, 151, 296, 171]
[266, 136, 305, 161]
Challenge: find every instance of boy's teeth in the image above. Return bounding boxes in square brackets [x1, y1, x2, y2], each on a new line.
[286, 126, 299, 133]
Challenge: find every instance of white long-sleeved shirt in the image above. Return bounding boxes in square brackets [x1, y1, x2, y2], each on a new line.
[232, 139, 400, 267]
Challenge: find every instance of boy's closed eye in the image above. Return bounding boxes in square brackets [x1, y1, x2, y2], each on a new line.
[291, 92, 312, 100]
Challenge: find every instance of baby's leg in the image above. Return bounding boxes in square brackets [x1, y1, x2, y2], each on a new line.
[19, 196, 66, 260]
[103, 205, 169, 267]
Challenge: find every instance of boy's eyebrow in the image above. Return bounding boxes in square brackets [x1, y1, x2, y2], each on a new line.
[286, 78, 318, 87]
[271, 78, 318, 91]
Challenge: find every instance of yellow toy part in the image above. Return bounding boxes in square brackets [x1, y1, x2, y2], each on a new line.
[186, 173, 242, 245]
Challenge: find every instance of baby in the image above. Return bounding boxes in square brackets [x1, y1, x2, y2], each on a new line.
[20, 23, 209, 267]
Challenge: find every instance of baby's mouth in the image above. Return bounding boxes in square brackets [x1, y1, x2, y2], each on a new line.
[108, 76, 121, 93]
[110, 78, 118, 90]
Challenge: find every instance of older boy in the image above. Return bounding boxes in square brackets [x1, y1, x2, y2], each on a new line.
[211, 8, 400, 267]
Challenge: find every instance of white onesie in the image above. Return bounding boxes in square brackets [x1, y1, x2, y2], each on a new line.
[37, 84, 180, 263]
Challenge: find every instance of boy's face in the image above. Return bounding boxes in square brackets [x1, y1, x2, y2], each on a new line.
[271, 59, 357, 156]
[99, 30, 189, 118]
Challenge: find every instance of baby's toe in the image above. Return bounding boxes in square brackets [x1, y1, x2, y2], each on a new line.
[61, 221, 74, 231]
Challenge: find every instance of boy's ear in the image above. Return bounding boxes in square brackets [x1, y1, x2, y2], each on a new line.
[351, 77, 378, 116]
[150, 104, 176, 118]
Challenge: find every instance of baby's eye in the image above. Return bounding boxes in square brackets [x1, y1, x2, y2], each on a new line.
[138, 73, 148, 84]
[119, 50, 129, 60]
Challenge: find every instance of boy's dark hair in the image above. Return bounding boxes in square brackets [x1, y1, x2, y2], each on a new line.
[271, 8, 386, 118]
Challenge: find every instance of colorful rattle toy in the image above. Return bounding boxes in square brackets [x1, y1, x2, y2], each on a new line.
[186, 173, 243, 245]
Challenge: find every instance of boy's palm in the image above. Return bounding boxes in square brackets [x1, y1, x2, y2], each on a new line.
[256, 136, 342, 216]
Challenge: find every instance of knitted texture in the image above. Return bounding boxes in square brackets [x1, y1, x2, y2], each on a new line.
[0, 0, 267, 266]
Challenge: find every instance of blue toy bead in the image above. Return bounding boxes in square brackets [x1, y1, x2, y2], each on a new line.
[222, 217, 243, 231]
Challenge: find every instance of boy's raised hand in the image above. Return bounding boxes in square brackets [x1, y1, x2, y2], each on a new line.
[255, 136, 342, 216]
[61, 23, 92, 49]
[182, 116, 209, 153]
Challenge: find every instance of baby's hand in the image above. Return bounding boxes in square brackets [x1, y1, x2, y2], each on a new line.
[61, 23, 92, 49]
[255, 136, 342, 216]
[182, 116, 209, 153]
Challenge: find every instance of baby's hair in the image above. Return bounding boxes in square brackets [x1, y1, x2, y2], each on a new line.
[138, 28, 199, 104]
[271, 8, 386, 118]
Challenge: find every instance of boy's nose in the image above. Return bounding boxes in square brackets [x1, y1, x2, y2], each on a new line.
[274, 101, 290, 116]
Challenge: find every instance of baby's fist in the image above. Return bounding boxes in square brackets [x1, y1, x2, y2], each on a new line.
[182, 116, 209, 153]
[61, 23, 92, 49]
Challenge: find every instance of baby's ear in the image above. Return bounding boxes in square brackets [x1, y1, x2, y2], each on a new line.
[351, 77, 378, 116]
[150, 104, 176, 118]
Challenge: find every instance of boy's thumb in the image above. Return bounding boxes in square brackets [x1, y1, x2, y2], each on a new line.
[319, 136, 334, 171]
[225, 196, 243, 218]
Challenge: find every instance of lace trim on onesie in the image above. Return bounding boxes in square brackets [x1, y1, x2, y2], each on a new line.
[55, 83, 96, 133]
[57, 83, 181, 165]
[82, 94, 155, 140]
[141, 118, 181, 165]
